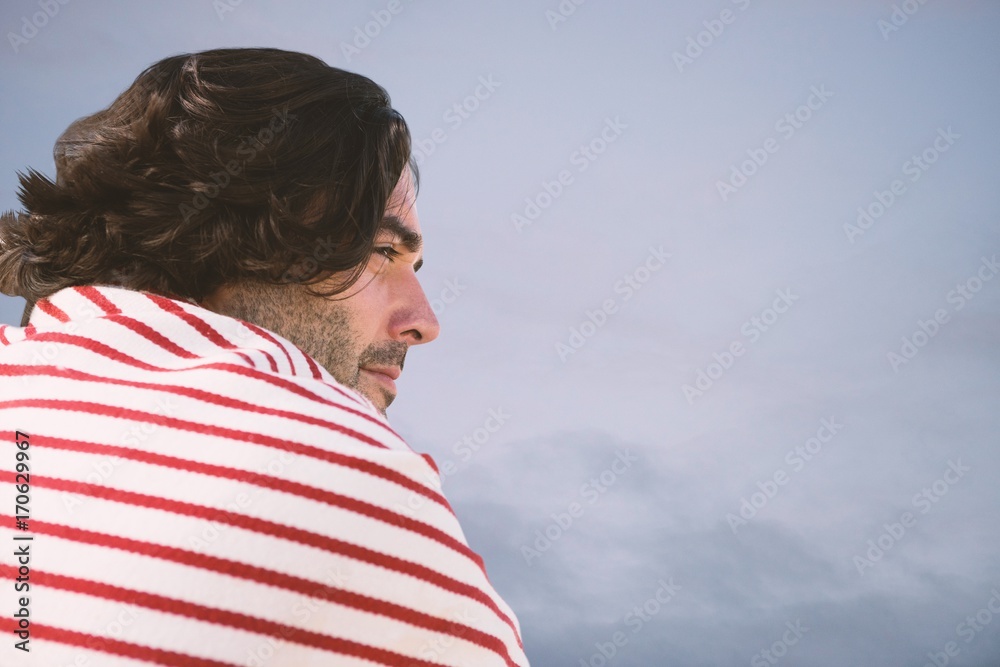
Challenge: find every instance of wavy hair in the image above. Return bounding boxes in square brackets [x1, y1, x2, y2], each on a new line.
[0, 47, 416, 312]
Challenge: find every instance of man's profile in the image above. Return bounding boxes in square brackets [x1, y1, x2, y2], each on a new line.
[0, 48, 527, 666]
[200, 165, 433, 418]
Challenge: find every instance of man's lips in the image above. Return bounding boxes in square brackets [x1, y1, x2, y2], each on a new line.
[360, 366, 400, 393]
[361, 365, 401, 380]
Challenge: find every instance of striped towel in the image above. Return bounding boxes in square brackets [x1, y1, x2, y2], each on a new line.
[0, 284, 527, 666]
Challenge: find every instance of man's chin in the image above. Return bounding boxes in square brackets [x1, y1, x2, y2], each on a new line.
[357, 372, 395, 415]
[371, 390, 394, 416]
[370, 394, 392, 417]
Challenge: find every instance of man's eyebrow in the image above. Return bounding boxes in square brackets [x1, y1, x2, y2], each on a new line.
[379, 214, 424, 272]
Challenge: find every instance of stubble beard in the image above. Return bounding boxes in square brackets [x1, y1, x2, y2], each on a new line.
[211, 281, 370, 400]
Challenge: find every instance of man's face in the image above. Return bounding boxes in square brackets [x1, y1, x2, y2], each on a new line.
[201, 169, 439, 415]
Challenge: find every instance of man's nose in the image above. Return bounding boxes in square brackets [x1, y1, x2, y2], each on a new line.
[396, 272, 440, 345]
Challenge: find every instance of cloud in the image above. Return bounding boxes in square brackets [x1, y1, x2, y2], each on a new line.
[442, 428, 1000, 665]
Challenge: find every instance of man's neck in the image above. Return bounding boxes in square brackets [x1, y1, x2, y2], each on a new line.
[20, 299, 34, 326]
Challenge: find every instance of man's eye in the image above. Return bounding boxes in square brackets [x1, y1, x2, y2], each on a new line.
[374, 245, 401, 261]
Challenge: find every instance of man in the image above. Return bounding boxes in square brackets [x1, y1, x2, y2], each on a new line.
[0, 48, 527, 666]
[201, 164, 433, 419]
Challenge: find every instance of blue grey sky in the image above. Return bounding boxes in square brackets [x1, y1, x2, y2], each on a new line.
[2, 1, 999, 665]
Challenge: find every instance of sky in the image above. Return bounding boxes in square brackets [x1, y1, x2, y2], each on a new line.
[2, 1, 1000, 665]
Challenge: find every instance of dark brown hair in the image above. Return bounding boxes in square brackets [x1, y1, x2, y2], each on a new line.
[0, 47, 416, 307]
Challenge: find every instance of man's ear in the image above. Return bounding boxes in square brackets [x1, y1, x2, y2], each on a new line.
[198, 284, 231, 314]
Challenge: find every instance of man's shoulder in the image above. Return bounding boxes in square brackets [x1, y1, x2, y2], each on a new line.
[17, 284, 318, 376]
[2, 284, 398, 443]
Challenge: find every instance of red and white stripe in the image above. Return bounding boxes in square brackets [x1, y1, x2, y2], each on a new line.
[0, 285, 527, 667]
